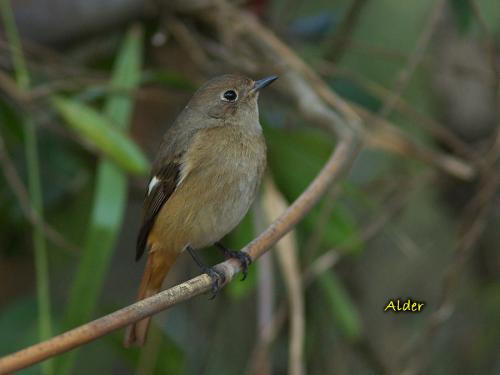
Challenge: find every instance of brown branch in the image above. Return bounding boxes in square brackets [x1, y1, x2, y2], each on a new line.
[246, 301, 288, 375]
[319, 63, 479, 163]
[0, 129, 357, 374]
[245, 174, 421, 375]
[262, 177, 305, 375]
[247, 198, 275, 375]
[354, 103, 475, 180]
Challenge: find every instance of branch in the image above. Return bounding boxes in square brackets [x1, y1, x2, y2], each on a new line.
[0, 131, 358, 374]
[261, 177, 305, 375]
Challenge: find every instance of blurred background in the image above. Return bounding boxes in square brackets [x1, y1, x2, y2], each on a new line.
[0, 0, 499, 374]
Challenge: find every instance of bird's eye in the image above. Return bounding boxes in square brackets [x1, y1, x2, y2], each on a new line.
[221, 90, 238, 102]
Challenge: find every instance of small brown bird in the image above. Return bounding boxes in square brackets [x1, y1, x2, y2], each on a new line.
[124, 74, 277, 346]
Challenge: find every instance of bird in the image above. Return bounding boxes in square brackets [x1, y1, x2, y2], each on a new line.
[124, 73, 278, 346]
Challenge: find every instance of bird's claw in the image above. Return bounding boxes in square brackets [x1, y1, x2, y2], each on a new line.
[223, 250, 252, 281]
[203, 266, 225, 299]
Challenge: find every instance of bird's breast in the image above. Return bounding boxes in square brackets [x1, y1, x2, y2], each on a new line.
[159, 124, 266, 249]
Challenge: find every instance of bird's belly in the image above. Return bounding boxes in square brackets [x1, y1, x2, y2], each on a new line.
[153, 158, 263, 252]
[187, 170, 258, 248]
[151, 125, 266, 252]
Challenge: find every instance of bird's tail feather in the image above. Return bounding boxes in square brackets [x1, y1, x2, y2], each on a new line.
[124, 248, 178, 347]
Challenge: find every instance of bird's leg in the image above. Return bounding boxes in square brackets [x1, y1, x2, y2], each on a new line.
[186, 245, 225, 298]
[214, 242, 252, 281]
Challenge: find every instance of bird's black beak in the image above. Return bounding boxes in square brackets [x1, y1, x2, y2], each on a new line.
[253, 75, 279, 92]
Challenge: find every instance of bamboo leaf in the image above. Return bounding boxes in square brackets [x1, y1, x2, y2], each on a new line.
[0, 2, 53, 375]
[265, 121, 362, 252]
[56, 25, 144, 375]
[51, 96, 149, 175]
[319, 272, 362, 341]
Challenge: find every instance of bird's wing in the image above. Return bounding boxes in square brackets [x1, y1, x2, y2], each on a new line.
[136, 160, 182, 261]
[135, 107, 204, 261]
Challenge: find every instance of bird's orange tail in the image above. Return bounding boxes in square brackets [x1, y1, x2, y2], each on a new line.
[124, 248, 178, 347]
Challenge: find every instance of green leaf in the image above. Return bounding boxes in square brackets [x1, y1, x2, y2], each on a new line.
[319, 272, 362, 341]
[450, 0, 473, 33]
[110, 325, 186, 374]
[51, 96, 149, 175]
[56, 25, 144, 375]
[1, 2, 53, 374]
[264, 121, 361, 252]
[0, 296, 39, 375]
[304, 203, 362, 255]
[141, 70, 195, 90]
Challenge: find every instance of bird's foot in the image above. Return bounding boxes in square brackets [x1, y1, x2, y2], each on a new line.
[202, 266, 226, 299]
[187, 245, 225, 299]
[215, 242, 252, 281]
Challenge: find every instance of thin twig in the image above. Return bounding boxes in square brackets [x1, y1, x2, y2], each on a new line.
[399, 4, 500, 371]
[354, 103, 475, 180]
[0, 133, 79, 255]
[166, 15, 214, 71]
[247, 173, 429, 375]
[378, 0, 446, 118]
[302, 184, 341, 263]
[466, 0, 500, 97]
[318, 63, 479, 163]
[401, 167, 500, 374]
[466, 0, 500, 167]
[262, 177, 305, 375]
[248, 198, 275, 375]
[338, 38, 416, 64]
[246, 302, 288, 375]
[304, 172, 429, 285]
[325, 0, 369, 63]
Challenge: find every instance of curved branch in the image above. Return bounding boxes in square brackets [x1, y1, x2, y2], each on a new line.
[0, 134, 358, 374]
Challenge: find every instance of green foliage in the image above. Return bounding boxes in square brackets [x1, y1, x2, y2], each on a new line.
[0, 297, 39, 375]
[265, 121, 362, 253]
[450, 0, 473, 33]
[141, 70, 196, 90]
[116, 326, 186, 375]
[0, 2, 53, 374]
[52, 96, 149, 176]
[24, 118, 54, 375]
[318, 272, 363, 341]
[55, 26, 144, 375]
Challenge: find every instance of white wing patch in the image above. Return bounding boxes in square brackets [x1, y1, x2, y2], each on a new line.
[147, 176, 160, 195]
[177, 151, 194, 189]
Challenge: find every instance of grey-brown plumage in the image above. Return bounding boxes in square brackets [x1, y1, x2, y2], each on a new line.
[125, 74, 277, 346]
